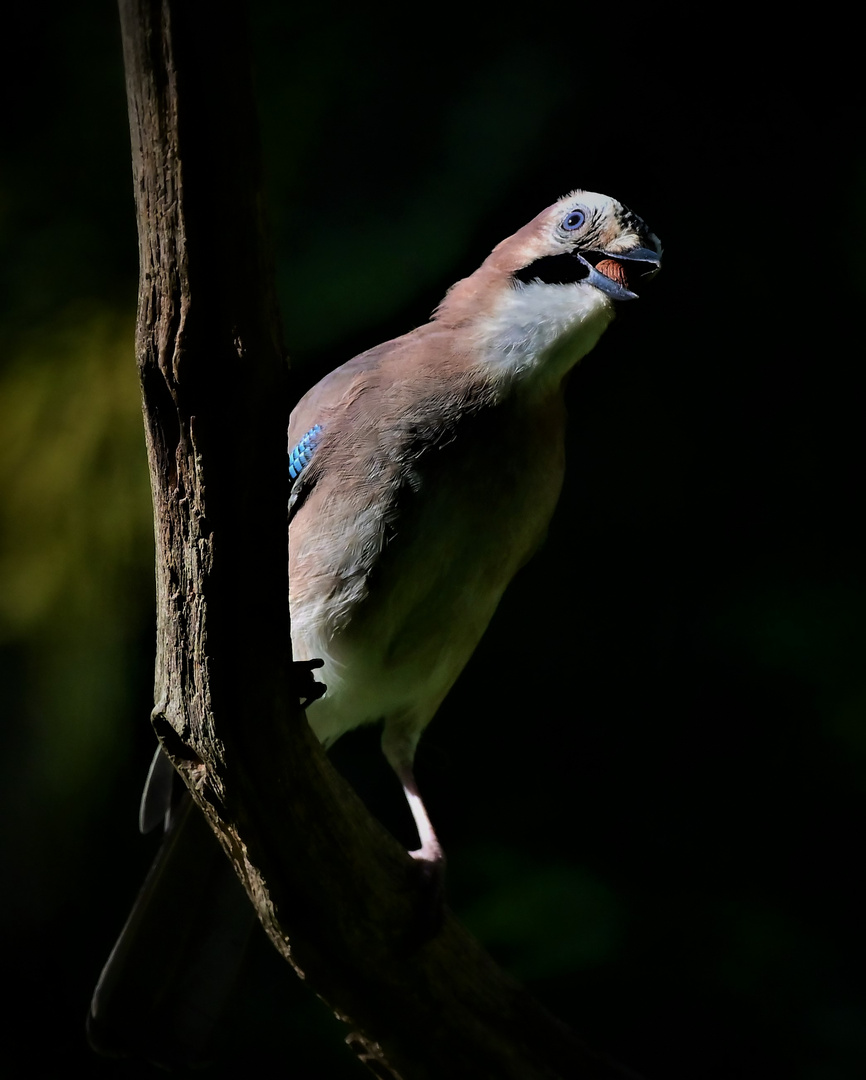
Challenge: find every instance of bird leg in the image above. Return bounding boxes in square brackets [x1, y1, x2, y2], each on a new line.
[381, 721, 444, 864]
[394, 761, 444, 866]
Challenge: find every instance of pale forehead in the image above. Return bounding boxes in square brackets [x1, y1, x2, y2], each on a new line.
[554, 189, 615, 215]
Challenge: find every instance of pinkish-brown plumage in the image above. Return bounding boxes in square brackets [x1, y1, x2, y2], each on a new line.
[288, 189, 661, 861]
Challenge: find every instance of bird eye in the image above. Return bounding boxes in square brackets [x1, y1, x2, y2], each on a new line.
[562, 209, 586, 231]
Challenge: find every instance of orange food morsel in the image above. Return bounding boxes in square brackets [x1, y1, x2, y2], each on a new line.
[596, 258, 628, 287]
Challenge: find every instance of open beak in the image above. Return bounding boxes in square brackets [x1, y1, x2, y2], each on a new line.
[578, 245, 662, 301]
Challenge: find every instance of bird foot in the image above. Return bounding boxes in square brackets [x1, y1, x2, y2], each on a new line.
[405, 853, 446, 942]
[293, 658, 326, 709]
[408, 837, 444, 865]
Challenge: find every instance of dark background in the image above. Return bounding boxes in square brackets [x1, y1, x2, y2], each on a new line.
[1, 4, 863, 1078]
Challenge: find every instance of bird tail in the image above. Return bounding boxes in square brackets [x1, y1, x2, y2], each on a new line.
[87, 789, 256, 1066]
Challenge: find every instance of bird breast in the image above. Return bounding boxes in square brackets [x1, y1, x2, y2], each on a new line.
[290, 388, 568, 746]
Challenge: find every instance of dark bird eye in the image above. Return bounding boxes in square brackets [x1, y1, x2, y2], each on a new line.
[562, 209, 586, 230]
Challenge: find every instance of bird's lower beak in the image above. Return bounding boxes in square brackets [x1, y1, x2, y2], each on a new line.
[579, 246, 662, 301]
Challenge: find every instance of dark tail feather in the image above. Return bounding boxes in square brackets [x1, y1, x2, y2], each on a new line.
[87, 791, 256, 1066]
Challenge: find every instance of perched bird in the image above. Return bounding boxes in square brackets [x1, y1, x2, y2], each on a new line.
[89, 188, 661, 1063]
[287, 188, 661, 863]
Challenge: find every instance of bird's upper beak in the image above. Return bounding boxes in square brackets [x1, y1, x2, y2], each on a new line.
[577, 243, 662, 302]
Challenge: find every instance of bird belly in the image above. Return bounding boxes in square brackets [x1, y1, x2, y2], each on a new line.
[292, 394, 567, 748]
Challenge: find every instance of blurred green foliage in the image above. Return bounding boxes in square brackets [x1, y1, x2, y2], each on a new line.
[0, 307, 151, 795]
[0, 3, 864, 1078]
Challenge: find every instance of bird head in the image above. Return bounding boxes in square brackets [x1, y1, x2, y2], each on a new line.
[502, 189, 662, 301]
[431, 189, 661, 388]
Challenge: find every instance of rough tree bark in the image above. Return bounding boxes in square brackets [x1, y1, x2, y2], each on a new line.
[117, 2, 643, 1077]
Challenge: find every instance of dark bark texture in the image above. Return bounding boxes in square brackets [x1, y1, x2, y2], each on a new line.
[117, 2, 642, 1076]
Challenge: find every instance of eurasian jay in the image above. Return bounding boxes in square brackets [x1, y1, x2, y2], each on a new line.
[287, 188, 661, 863]
[89, 189, 660, 1062]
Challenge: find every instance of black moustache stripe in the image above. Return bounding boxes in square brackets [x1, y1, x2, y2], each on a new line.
[514, 253, 588, 287]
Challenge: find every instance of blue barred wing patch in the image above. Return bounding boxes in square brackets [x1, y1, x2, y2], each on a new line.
[289, 424, 322, 483]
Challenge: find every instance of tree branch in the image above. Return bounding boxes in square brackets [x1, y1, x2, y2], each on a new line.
[117, 2, 641, 1076]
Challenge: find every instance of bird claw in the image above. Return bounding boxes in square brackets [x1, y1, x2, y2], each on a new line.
[293, 658, 326, 709]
